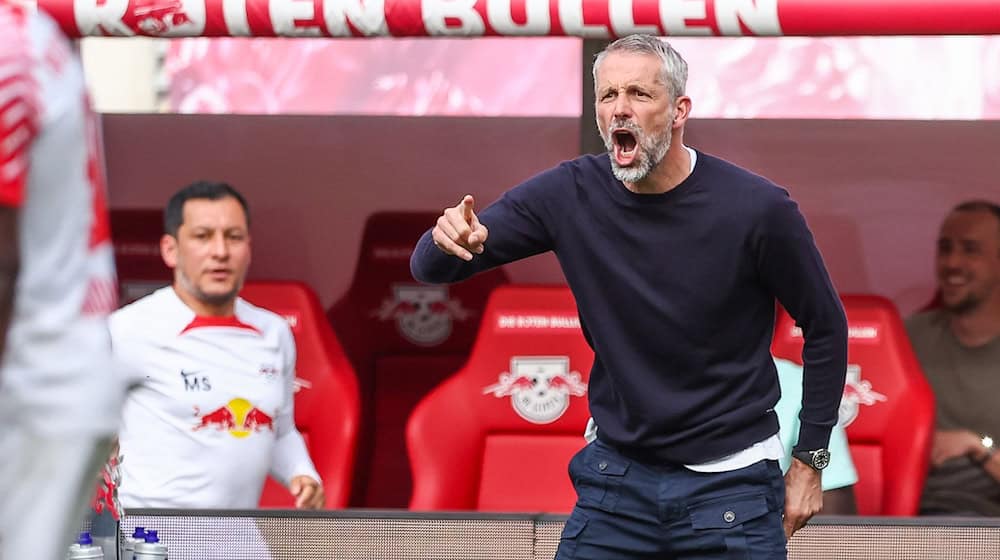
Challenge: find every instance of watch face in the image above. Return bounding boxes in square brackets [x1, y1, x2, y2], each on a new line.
[813, 449, 831, 470]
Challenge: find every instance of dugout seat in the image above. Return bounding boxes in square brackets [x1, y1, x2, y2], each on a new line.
[407, 285, 592, 512]
[771, 294, 934, 515]
[326, 211, 508, 507]
[240, 280, 360, 508]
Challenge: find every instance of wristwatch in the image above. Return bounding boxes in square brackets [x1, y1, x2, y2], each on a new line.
[792, 448, 831, 471]
[978, 434, 996, 465]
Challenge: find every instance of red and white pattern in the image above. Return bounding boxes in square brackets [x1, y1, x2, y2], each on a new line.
[38, 0, 1000, 39]
[0, 3, 118, 434]
[164, 37, 581, 116]
[0, 4, 39, 205]
[154, 34, 1000, 119]
[33, 0, 1000, 118]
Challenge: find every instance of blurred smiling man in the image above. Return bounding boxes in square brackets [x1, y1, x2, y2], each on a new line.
[0, 4, 120, 559]
[907, 200, 1000, 516]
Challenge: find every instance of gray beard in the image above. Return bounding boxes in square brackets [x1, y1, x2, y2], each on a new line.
[603, 125, 672, 185]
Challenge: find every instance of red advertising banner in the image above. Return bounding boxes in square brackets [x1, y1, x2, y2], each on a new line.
[38, 0, 1000, 39]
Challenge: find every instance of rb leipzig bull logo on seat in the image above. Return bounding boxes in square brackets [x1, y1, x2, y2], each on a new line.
[483, 356, 587, 424]
[838, 363, 888, 427]
[372, 284, 472, 346]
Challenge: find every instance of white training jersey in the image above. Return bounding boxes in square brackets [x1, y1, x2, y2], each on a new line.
[111, 287, 320, 509]
[0, 3, 118, 436]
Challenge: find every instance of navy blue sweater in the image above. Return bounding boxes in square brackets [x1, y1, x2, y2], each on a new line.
[411, 151, 848, 464]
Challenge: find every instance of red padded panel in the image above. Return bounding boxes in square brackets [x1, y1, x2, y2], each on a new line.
[477, 434, 584, 513]
[772, 294, 934, 515]
[408, 286, 594, 511]
[849, 444, 883, 517]
[365, 355, 465, 507]
[240, 281, 360, 508]
[438, 288, 593, 434]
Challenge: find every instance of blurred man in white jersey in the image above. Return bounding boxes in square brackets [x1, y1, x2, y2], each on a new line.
[112, 181, 324, 510]
[0, 3, 121, 559]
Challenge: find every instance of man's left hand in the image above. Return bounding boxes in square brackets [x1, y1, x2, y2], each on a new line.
[783, 459, 822, 538]
[290, 475, 325, 509]
[931, 429, 985, 466]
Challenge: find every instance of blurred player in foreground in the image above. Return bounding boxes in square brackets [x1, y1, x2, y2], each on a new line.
[0, 3, 120, 559]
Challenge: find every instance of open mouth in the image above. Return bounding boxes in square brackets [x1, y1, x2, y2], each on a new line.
[611, 128, 638, 166]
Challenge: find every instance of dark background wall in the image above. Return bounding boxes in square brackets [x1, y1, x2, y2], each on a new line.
[103, 114, 1000, 317]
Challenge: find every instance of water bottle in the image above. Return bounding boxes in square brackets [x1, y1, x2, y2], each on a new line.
[66, 532, 105, 559]
[132, 529, 168, 560]
[89, 508, 119, 560]
[121, 527, 146, 560]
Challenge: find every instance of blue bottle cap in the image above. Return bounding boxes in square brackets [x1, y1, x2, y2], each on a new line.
[144, 530, 159, 543]
[78, 532, 93, 545]
[132, 527, 146, 539]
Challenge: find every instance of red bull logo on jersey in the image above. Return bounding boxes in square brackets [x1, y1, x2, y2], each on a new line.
[193, 398, 275, 438]
[483, 356, 587, 424]
[839, 364, 888, 427]
[372, 284, 472, 346]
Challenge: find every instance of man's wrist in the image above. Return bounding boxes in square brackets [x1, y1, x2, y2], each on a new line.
[792, 448, 831, 471]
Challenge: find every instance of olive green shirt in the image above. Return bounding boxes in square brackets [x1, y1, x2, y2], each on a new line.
[906, 310, 1000, 516]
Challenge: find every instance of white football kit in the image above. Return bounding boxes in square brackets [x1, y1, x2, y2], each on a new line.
[112, 286, 320, 509]
[0, 5, 120, 560]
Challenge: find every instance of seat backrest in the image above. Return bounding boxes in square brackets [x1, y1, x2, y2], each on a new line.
[327, 211, 508, 507]
[407, 285, 593, 513]
[772, 295, 935, 515]
[239, 280, 360, 508]
[328, 210, 509, 360]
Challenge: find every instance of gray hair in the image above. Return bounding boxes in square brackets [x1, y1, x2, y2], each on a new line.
[593, 35, 688, 101]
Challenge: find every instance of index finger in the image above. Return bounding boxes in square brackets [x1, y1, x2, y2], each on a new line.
[462, 195, 475, 222]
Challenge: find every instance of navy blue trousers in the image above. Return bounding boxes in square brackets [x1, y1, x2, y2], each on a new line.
[555, 439, 787, 559]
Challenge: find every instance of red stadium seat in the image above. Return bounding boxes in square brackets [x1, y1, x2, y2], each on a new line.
[327, 211, 508, 507]
[240, 280, 360, 508]
[772, 294, 935, 516]
[407, 285, 592, 512]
